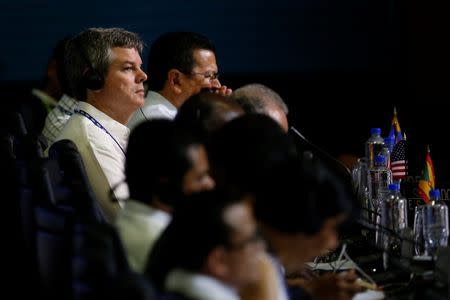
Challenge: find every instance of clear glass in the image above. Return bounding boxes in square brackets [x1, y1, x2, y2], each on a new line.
[413, 205, 426, 256]
[352, 158, 375, 224]
[423, 203, 449, 258]
[352, 158, 368, 195]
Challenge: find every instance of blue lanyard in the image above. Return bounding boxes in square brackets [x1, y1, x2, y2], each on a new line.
[74, 109, 126, 155]
[57, 105, 73, 116]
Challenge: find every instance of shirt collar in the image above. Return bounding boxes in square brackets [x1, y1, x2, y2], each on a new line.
[58, 94, 78, 108]
[147, 91, 177, 111]
[124, 199, 171, 225]
[76, 101, 130, 143]
[166, 269, 239, 300]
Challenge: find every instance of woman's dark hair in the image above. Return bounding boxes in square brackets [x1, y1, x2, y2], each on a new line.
[125, 119, 201, 207]
[207, 114, 297, 194]
[254, 157, 354, 236]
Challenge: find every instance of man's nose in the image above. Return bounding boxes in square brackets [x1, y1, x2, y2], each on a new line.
[210, 78, 221, 88]
[137, 68, 147, 83]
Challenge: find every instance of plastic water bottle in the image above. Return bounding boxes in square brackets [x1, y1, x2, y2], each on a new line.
[365, 128, 385, 168]
[367, 155, 392, 247]
[423, 189, 449, 257]
[367, 155, 392, 210]
[381, 136, 395, 168]
[379, 183, 408, 269]
[380, 183, 408, 251]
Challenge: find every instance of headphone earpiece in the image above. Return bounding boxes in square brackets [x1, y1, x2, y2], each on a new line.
[82, 68, 104, 90]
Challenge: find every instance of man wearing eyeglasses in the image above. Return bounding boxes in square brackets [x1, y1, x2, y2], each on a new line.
[146, 189, 267, 300]
[127, 31, 232, 129]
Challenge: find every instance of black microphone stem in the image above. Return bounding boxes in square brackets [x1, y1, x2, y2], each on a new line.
[290, 126, 352, 176]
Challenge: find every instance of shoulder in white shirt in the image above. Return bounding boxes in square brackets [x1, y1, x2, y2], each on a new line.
[165, 269, 239, 300]
[128, 91, 177, 130]
[54, 101, 130, 223]
[115, 199, 171, 273]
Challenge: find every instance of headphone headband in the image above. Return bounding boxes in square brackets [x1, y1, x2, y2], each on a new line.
[73, 37, 104, 90]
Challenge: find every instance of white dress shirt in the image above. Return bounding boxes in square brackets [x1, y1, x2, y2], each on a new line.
[53, 101, 129, 223]
[165, 269, 239, 300]
[127, 90, 177, 130]
[115, 199, 171, 273]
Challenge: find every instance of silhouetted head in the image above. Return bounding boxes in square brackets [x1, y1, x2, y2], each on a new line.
[126, 119, 215, 209]
[175, 91, 244, 140]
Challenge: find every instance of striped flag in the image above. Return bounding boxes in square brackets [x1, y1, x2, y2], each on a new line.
[390, 139, 407, 181]
[418, 147, 435, 204]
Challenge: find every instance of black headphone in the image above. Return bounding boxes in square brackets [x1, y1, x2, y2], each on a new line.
[74, 37, 104, 90]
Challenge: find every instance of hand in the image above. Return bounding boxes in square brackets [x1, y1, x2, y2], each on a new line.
[337, 270, 365, 297]
[300, 270, 364, 300]
[213, 85, 233, 96]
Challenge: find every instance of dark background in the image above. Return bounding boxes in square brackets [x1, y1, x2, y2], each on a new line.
[1, 0, 449, 186]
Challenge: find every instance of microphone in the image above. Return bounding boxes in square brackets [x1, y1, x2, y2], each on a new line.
[289, 126, 352, 176]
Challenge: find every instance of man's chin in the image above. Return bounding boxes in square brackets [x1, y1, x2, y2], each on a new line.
[135, 96, 145, 106]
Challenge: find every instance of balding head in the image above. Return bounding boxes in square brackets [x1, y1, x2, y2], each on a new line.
[231, 84, 289, 132]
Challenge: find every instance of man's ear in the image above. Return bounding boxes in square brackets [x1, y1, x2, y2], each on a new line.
[204, 246, 229, 279]
[167, 69, 183, 94]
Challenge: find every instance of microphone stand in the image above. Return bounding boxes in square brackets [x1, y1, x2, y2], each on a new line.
[290, 126, 352, 176]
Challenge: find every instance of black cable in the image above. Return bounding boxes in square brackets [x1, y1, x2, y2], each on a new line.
[290, 126, 352, 176]
[140, 107, 148, 121]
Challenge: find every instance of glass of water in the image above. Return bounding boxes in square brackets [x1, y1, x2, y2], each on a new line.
[423, 204, 449, 258]
[413, 205, 426, 256]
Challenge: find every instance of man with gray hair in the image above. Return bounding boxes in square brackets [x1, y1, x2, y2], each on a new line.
[231, 83, 289, 132]
[52, 28, 147, 222]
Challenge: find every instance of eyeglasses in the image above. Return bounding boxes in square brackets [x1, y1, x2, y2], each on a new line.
[189, 71, 219, 81]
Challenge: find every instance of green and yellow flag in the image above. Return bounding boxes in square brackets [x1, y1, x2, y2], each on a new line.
[418, 146, 435, 204]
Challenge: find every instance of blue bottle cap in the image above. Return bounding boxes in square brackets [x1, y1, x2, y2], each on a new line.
[375, 155, 385, 164]
[371, 128, 381, 135]
[429, 189, 440, 200]
[384, 137, 395, 145]
[388, 183, 400, 191]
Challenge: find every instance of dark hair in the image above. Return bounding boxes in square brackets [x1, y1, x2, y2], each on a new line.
[125, 119, 201, 207]
[145, 189, 244, 290]
[40, 36, 72, 96]
[65, 27, 144, 101]
[174, 91, 244, 140]
[207, 114, 297, 193]
[254, 158, 354, 235]
[54, 36, 74, 97]
[146, 32, 216, 91]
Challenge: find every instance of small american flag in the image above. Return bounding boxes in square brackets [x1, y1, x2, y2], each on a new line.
[390, 139, 407, 180]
